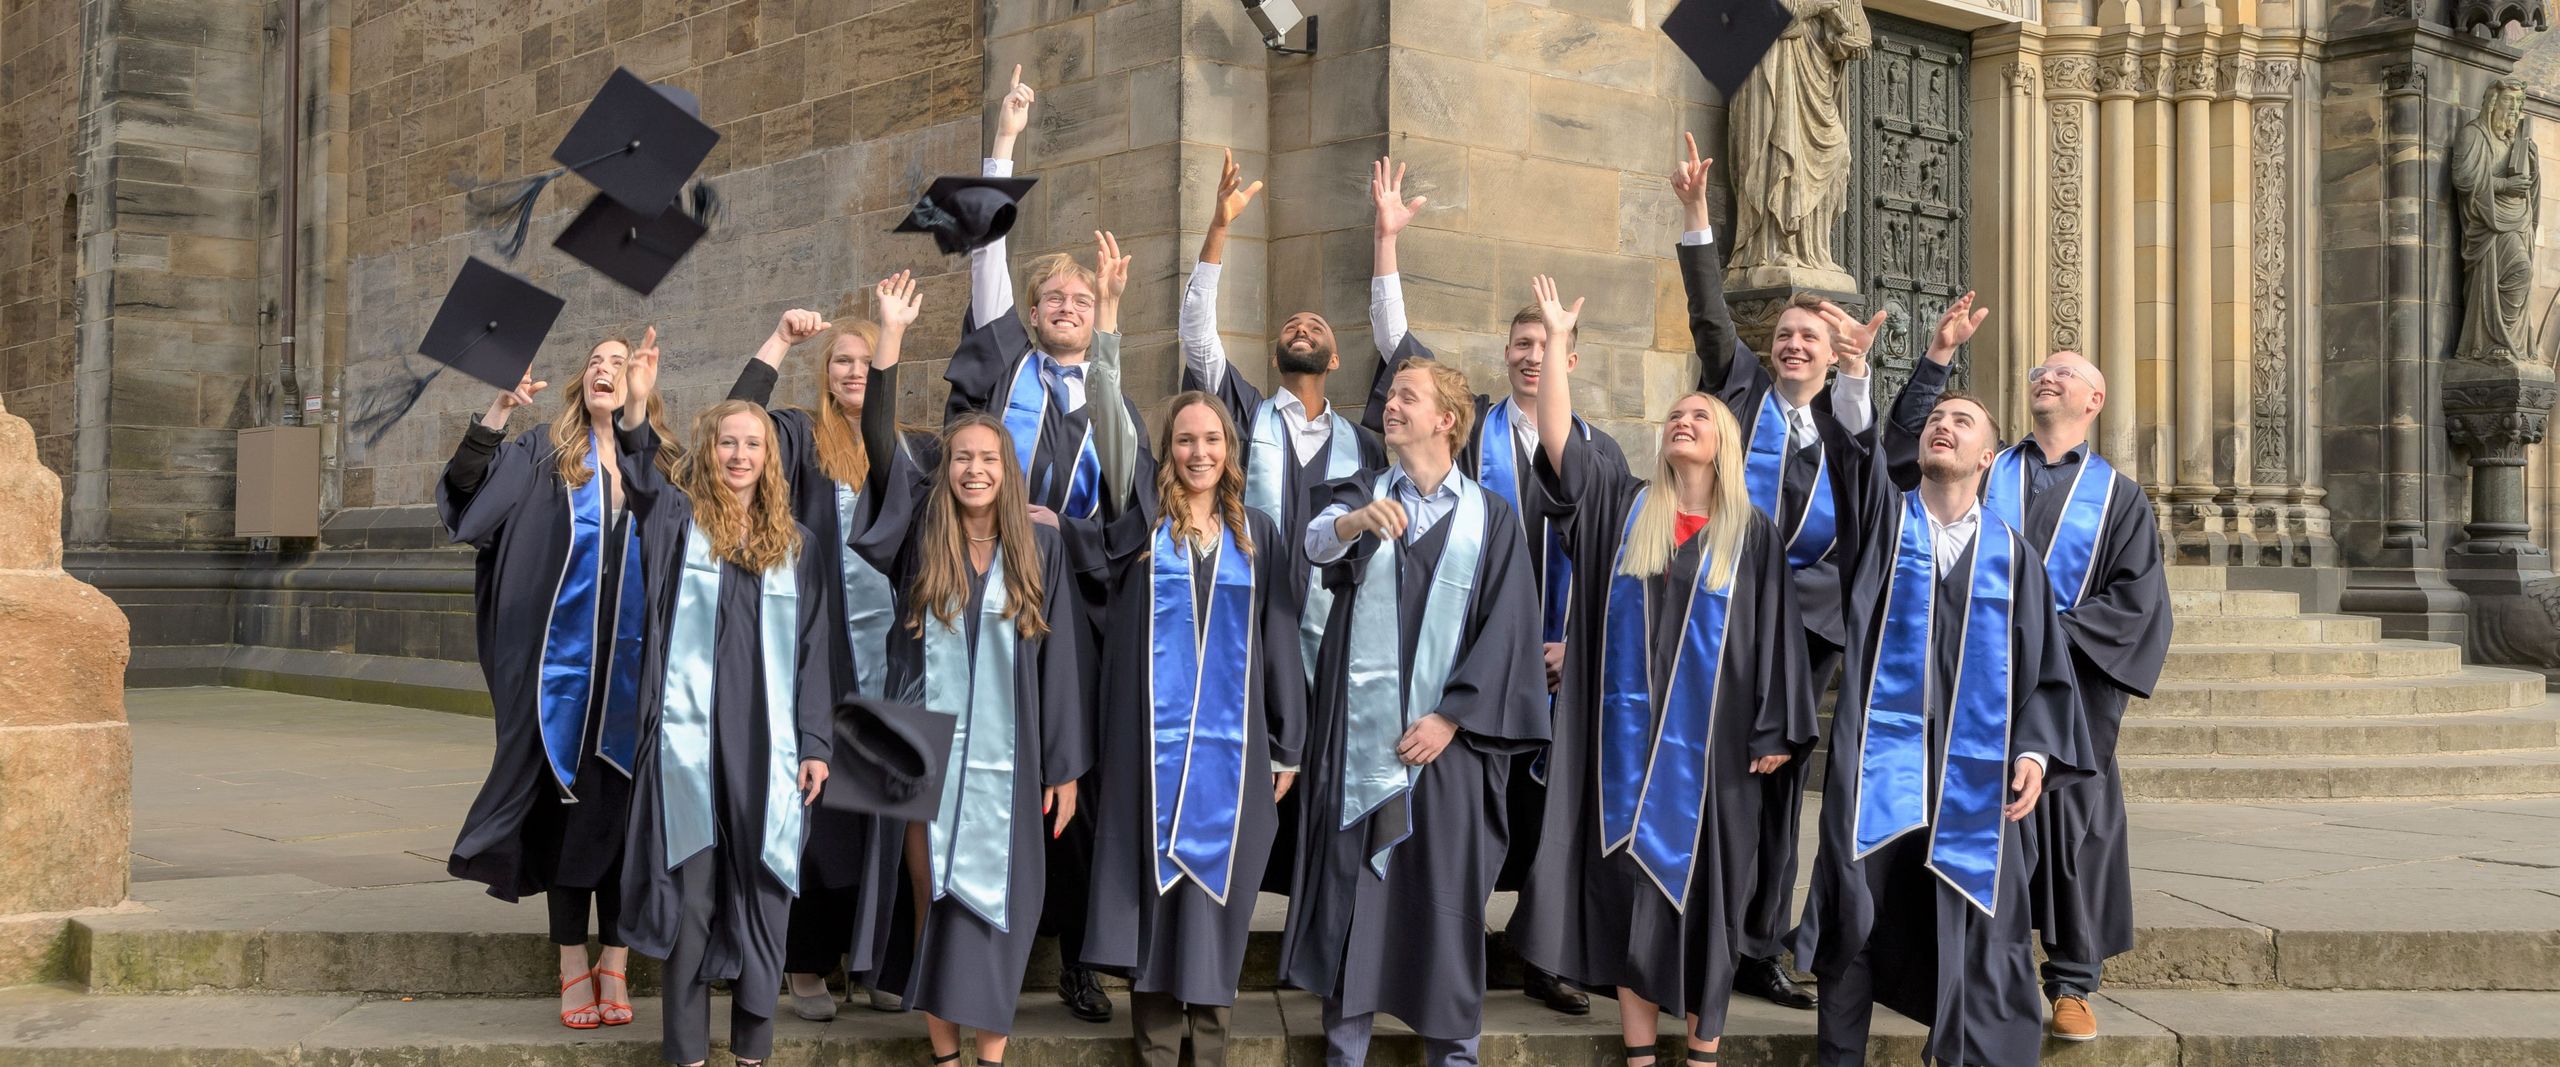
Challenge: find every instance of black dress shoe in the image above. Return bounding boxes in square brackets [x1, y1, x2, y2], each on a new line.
[1732, 955, 1817, 1010]
[1522, 966, 1591, 1016]
[1056, 965, 1112, 1023]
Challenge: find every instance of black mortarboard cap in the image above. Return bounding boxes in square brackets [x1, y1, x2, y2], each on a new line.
[348, 257, 564, 447]
[820, 697, 957, 823]
[894, 175, 1038, 255]
[553, 192, 710, 296]
[552, 67, 721, 215]
[1661, 0, 1795, 100]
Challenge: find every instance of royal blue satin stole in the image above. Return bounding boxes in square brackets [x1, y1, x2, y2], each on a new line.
[1478, 398, 1575, 644]
[537, 436, 645, 792]
[923, 549, 1022, 930]
[1985, 445, 2115, 611]
[1244, 398, 1362, 687]
[1003, 353, 1102, 518]
[1149, 522, 1256, 904]
[1340, 469, 1486, 876]
[1595, 491, 1737, 908]
[659, 523, 808, 892]
[1742, 390, 1839, 570]
[1852, 493, 2016, 915]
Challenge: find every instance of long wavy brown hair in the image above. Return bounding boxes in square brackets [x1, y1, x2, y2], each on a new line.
[677, 400, 801, 573]
[809, 319, 882, 488]
[550, 337, 682, 488]
[909, 414, 1048, 641]
[1154, 392, 1254, 557]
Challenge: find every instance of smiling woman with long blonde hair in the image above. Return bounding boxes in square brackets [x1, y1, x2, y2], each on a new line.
[1504, 276, 1818, 1067]
[604, 330, 835, 1067]
[841, 278, 1089, 1067]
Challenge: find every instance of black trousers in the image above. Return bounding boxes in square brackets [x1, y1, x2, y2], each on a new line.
[1132, 990, 1230, 1067]
[547, 868, 627, 947]
[785, 881, 859, 975]
[1040, 770, 1098, 969]
[1743, 637, 1841, 961]
[662, 854, 773, 1065]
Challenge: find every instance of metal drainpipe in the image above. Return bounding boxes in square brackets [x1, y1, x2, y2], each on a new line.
[278, 0, 302, 426]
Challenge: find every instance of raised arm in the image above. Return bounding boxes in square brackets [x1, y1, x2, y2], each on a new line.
[614, 328, 670, 520]
[1528, 275, 1584, 476]
[969, 66, 1034, 330]
[1087, 231, 1139, 509]
[1180, 150, 1263, 395]
[1813, 299, 1888, 439]
[440, 373, 546, 527]
[1367, 156, 1424, 359]
[1671, 133, 1751, 397]
[1882, 292, 1989, 489]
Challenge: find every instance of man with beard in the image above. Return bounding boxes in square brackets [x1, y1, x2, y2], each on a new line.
[1363, 155, 1624, 1017]
[1883, 339, 2172, 1044]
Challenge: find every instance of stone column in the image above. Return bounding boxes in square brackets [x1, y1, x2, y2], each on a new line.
[2211, 60, 2261, 561]
[2096, 55, 2142, 478]
[2171, 55, 2223, 554]
[2136, 63, 2178, 501]
[0, 394, 133, 984]
[2047, 56, 2098, 412]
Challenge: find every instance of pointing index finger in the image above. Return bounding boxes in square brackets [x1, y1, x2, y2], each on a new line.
[1010, 63, 1023, 90]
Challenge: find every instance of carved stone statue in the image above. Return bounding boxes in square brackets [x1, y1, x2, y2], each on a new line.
[2451, 78, 2541, 365]
[1724, 0, 1871, 293]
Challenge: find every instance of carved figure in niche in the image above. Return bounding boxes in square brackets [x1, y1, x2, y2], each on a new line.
[1923, 67, 1946, 128]
[1918, 143, 1947, 205]
[1883, 215, 1909, 277]
[1885, 58, 1908, 119]
[1726, 0, 1873, 278]
[1880, 138, 1911, 201]
[2452, 77, 2542, 364]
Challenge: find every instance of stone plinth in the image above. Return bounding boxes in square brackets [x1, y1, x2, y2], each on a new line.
[0, 395, 133, 984]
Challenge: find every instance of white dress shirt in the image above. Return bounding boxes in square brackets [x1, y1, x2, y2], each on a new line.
[1924, 498, 2046, 772]
[1181, 262, 1339, 463]
[1304, 467, 1461, 565]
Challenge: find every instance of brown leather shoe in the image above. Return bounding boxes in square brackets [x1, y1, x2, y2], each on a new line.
[2050, 995, 2097, 1041]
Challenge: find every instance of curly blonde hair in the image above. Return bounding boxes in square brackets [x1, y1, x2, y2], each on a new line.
[678, 400, 801, 573]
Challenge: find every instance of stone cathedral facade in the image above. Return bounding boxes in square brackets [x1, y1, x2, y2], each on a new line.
[0, 0, 2555, 707]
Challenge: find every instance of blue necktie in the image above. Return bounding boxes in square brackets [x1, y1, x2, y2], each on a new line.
[1040, 360, 1083, 500]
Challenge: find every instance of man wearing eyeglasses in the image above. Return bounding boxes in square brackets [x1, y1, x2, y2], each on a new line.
[1881, 312, 2174, 1045]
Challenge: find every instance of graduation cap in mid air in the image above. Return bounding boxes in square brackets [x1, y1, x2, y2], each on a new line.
[350, 257, 566, 446]
[466, 68, 721, 258]
[894, 175, 1039, 255]
[553, 187, 715, 296]
[820, 696, 958, 823]
[1661, 0, 1796, 99]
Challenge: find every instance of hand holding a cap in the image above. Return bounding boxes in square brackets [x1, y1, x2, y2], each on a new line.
[991, 65, 1035, 162]
[618, 327, 661, 430]
[480, 372, 549, 431]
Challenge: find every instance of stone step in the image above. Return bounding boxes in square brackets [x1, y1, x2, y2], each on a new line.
[2161, 641, 2465, 683]
[2169, 588, 2302, 617]
[2117, 704, 2560, 757]
[2168, 612, 2383, 646]
[2137, 667, 2549, 718]
[2166, 566, 2229, 591]
[2120, 750, 2560, 800]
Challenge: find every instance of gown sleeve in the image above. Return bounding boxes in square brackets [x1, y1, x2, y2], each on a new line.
[1880, 356, 1952, 492]
[729, 357, 780, 405]
[847, 363, 933, 573]
[2007, 541, 2096, 793]
[1035, 528, 1096, 788]
[1362, 332, 1435, 436]
[1254, 511, 1310, 770]
[1677, 234, 1763, 402]
[2057, 489, 2174, 700]
[943, 310, 1034, 423]
[1434, 502, 1552, 752]
[615, 411, 674, 529]
[1748, 516, 1820, 759]
[794, 530, 836, 763]
[438, 422, 536, 549]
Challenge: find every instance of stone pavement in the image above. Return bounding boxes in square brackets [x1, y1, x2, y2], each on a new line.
[8, 686, 2560, 1065]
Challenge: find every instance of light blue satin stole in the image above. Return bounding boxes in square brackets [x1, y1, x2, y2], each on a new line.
[1594, 490, 1736, 908]
[1339, 469, 1486, 877]
[1851, 493, 2016, 915]
[536, 435, 644, 792]
[1002, 354, 1102, 518]
[834, 482, 897, 699]
[923, 550, 1022, 930]
[658, 522, 807, 892]
[1243, 397, 1361, 687]
[1742, 390, 1839, 570]
[1984, 445, 2116, 612]
[1149, 522, 1255, 903]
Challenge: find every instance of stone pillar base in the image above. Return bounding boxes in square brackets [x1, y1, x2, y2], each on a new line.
[2445, 552, 2560, 678]
[2340, 560, 2470, 645]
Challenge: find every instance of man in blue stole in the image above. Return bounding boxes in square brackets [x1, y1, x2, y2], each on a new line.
[1800, 391, 2092, 1067]
[1884, 329, 2173, 1044]
[936, 70, 1140, 1025]
[1361, 155, 1621, 1016]
[1672, 138, 1880, 1011]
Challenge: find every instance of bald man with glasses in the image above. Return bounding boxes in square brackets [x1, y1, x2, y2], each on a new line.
[1880, 304, 2173, 1043]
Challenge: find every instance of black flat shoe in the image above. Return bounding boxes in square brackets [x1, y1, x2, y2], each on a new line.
[1056, 964, 1112, 1023]
[1522, 966, 1591, 1016]
[1733, 955, 1817, 1010]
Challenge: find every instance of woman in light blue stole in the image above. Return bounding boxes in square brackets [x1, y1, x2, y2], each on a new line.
[438, 334, 681, 1030]
[612, 343, 836, 1067]
[720, 278, 942, 1019]
[1505, 280, 1818, 1067]
[846, 320, 1089, 1067]
[1083, 392, 1307, 1067]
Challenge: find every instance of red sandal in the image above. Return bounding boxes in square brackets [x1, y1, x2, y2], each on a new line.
[596, 967, 634, 1026]
[559, 966, 602, 1030]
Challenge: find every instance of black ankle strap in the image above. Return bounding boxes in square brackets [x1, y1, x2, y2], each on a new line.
[977, 1060, 1004, 1067]
[1624, 1047, 1658, 1064]
[931, 1055, 961, 1066]
[1687, 1052, 1718, 1064]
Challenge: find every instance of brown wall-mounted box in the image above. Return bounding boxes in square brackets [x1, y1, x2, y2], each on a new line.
[236, 426, 321, 538]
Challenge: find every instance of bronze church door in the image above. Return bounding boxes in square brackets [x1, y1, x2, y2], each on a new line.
[1845, 12, 1973, 400]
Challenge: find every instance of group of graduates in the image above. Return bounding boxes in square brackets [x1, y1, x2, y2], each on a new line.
[437, 71, 2173, 1067]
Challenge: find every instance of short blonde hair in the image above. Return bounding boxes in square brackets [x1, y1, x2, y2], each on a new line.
[1395, 357, 1477, 458]
[1022, 253, 1097, 306]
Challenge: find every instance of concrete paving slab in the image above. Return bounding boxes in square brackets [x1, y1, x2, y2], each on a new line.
[2108, 990, 2560, 1065]
[0, 985, 355, 1049]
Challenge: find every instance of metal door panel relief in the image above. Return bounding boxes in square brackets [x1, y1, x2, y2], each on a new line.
[1848, 13, 1973, 402]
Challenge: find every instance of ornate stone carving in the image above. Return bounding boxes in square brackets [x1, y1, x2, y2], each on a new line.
[2250, 102, 2292, 483]
[2046, 56, 2097, 95]
[2384, 63, 2428, 95]
[2377, 0, 2433, 20]
[2050, 101, 2087, 353]
[2444, 375, 2560, 556]
[2253, 58, 2301, 97]
[1848, 15, 1974, 404]
[2456, 0, 2552, 36]
[1725, 0, 1873, 293]
[2094, 54, 2146, 96]
[2220, 56, 2254, 98]
[2172, 55, 2218, 96]
[2450, 78, 2542, 366]
[2004, 60, 2039, 91]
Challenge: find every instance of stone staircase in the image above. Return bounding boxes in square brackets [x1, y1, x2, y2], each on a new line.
[2119, 567, 2560, 801]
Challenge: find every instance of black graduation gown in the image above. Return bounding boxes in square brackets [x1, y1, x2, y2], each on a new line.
[1364, 331, 1628, 894]
[438, 422, 638, 901]
[1186, 361, 1386, 896]
[610, 417, 834, 1036]
[848, 360, 1093, 1035]
[1679, 235, 1875, 955]
[1278, 468, 1550, 1042]
[727, 361, 944, 977]
[1511, 432, 1817, 1039]
[1798, 458, 2095, 1067]
[1082, 507, 1309, 1006]
[1882, 359, 2174, 965]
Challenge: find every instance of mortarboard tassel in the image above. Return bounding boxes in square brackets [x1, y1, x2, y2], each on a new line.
[348, 358, 446, 450]
[462, 169, 567, 259]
